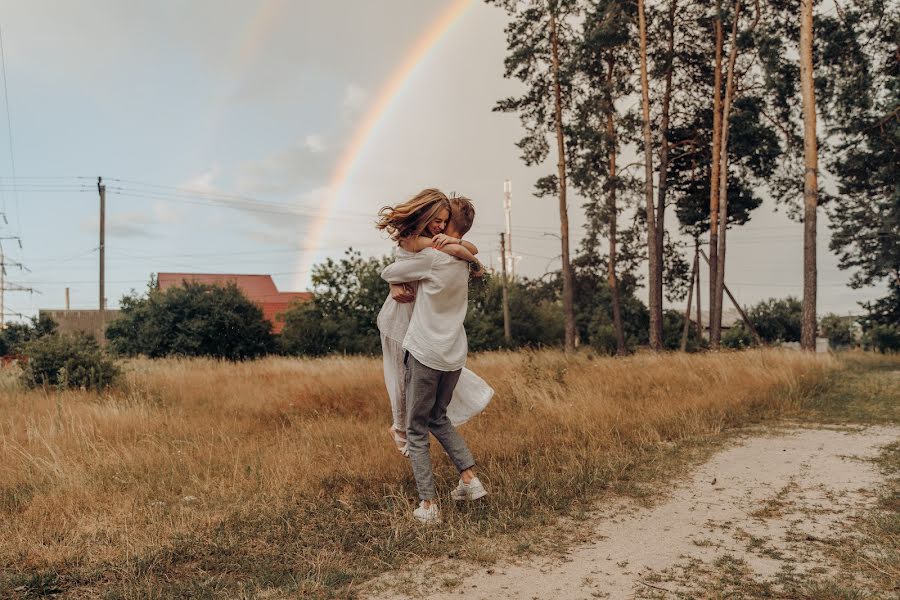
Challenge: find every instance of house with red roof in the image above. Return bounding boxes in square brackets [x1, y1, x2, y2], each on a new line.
[157, 273, 311, 334]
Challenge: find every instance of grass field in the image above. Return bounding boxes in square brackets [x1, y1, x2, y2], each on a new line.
[0, 349, 893, 599]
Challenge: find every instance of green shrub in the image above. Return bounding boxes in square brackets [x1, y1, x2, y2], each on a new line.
[21, 333, 120, 390]
[722, 324, 754, 349]
[106, 281, 274, 360]
[820, 314, 857, 349]
[861, 324, 900, 353]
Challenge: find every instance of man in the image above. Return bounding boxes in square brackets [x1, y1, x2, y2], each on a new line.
[381, 196, 488, 523]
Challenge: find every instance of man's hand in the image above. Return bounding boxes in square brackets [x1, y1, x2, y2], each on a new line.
[390, 283, 415, 303]
[470, 260, 485, 279]
[431, 233, 459, 249]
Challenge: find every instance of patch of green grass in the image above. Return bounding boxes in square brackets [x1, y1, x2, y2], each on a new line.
[800, 353, 900, 424]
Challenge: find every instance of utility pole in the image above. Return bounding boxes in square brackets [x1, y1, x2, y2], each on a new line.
[98, 177, 106, 322]
[503, 179, 514, 278]
[695, 242, 702, 341]
[680, 249, 699, 351]
[699, 248, 762, 346]
[500, 232, 511, 344]
[65, 287, 70, 310]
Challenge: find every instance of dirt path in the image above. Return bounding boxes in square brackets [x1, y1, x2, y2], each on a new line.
[364, 425, 899, 599]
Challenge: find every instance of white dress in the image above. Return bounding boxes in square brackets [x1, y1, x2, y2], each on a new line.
[377, 248, 494, 431]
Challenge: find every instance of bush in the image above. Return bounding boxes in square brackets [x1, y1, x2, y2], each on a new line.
[21, 333, 120, 390]
[722, 324, 754, 349]
[820, 314, 857, 349]
[106, 280, 274, 360]
[861, 324, 900, 353]
[748, 297, 802, 343]
[0, 314, 57, 356]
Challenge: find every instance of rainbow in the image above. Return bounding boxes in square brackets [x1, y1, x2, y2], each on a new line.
[292, 0, 473, 288]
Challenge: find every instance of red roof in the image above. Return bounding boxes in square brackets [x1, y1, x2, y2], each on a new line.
[157, 273, 312, 333]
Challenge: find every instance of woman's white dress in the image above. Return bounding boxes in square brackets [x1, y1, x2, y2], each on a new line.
[377, 248, 493, 431]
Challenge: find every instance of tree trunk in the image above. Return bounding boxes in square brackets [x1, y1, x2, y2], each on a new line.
[654, 0, 678, 349]
[638, 0, 661, 351]
[606, 57, 626, 356]
[713, 0, 742, 347]
[800, 0, 818, 351]
[708, 3, 724, 348]
[549, 7, 575, 352]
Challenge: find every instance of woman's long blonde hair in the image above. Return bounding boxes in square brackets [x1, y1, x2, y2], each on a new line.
[376, 188, 450, 242]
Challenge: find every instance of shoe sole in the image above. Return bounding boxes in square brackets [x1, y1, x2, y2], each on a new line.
[451, 488, 488, 502]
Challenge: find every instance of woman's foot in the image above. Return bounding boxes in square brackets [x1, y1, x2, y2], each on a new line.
[388, 426, 409, 457]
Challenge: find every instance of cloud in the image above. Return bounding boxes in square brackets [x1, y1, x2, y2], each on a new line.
[343, 83, 368, 113]
[181, 164, 222, 195]
[235, 136, 334, 196]
[304, 134, 325, 153]
[80, 211, 161, 238]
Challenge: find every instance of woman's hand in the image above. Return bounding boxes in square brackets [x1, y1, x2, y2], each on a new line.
[431, 233, 459, 249]
[390, 284, 415, 303]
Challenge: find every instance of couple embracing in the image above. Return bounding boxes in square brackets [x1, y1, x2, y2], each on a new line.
[375, 189, 493, 524]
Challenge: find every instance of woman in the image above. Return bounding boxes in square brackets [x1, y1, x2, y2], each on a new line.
[376, 189, 493, 456]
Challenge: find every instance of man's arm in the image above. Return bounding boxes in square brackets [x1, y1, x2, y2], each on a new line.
[381, 250, 436, 285]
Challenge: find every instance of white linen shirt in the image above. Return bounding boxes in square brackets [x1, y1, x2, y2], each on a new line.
[380, 248, 469, 372]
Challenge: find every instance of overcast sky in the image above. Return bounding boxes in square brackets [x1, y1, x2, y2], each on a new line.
[0, 0, 886, 321]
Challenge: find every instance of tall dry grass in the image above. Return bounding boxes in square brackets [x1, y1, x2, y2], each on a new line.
[0, 349, 837, 598]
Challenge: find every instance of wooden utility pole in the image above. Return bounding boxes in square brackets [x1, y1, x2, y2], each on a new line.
[681, 250, 699, 351]
[638, 0, 662, 351]
[695, 242, 702, 341]
[501, 232, 512, 344]
[549, 6, 575, 352]
[700, 248, 762, 345]
[65, 287, 70, 310]
[799, 0, 819, 350]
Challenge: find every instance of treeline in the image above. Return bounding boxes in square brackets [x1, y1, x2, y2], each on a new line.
[487, 0, 897, 354]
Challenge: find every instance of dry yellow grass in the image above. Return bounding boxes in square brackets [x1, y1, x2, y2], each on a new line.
[0, 349, 838, 598]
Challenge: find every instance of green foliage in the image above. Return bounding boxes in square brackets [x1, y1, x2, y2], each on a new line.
[820, 314, 857, 349]
[587, 293, 648, 354]
[279, 249, 391, 356]
[21, 333, 120, 390]
[0, 314, 57, 356]
[465, 274, 564, 351]
[106, 280, 274, 360]
[722, 324, 754, 350]
[862, 325, 900, 354]
[748, 297, 802, 344]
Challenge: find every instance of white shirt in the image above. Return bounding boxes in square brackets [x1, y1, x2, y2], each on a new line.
[381, 248, 469, 372]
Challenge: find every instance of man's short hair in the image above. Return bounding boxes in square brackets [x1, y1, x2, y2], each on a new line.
[448, 196, 475, 236]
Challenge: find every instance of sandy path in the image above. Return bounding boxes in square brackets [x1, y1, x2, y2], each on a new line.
[364, 425, 899, 600]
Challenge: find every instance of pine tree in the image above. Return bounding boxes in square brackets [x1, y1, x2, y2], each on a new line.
[489, 0, 580, 351]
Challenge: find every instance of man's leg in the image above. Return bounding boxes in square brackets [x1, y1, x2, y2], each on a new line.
[428, 369, 476, 475]
[404, 353, 441, 502]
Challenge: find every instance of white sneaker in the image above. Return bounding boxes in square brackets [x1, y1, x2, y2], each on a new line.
[413, 501, 441, 524]
[451, 477, 488, 502]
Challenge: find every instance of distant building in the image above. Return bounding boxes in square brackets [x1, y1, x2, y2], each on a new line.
[157, 273, 311, 334]
[39, 309, 121, 341]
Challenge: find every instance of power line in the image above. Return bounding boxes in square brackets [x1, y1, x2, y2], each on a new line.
[0, 25, 20, 245]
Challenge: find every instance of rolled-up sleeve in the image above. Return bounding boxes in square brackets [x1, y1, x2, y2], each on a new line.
[381, 250, 435, 284]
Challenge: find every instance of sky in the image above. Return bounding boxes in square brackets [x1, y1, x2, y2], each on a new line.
[0, 0, 887, 322]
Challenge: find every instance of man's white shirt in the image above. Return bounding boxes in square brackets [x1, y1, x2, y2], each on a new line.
[381, 248, 469, 372]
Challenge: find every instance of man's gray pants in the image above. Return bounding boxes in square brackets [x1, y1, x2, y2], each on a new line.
[404, 352, 476, 501]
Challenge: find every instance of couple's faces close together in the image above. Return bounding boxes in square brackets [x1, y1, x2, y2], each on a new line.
[427, 208, 450, 237]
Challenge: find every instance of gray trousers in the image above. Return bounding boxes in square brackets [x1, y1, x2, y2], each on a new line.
[404, 352, 476, 500]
